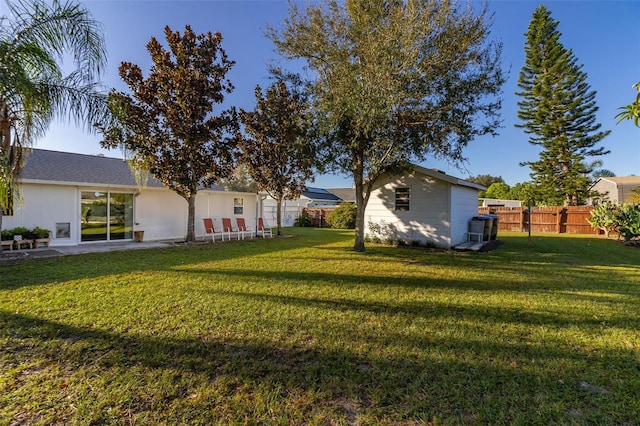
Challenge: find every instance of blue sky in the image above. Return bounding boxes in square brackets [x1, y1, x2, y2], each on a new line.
[37, 0, 640, 188]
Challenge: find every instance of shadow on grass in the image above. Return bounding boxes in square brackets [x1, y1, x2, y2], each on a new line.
[2, 309, 638, 424]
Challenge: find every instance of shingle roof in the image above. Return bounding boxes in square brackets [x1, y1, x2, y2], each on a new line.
[600, 176, 640, 185]
[20, 149, 165, 187]
[19, 149, 225, 191]
[326, 188, 355, 202]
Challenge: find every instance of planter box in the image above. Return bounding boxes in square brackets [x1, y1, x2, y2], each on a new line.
[34, 238, 51, 249]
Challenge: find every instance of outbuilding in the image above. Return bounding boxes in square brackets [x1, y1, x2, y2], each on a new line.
[364, 165, 485, 248]
[2, 149, 258, 246]
[589, 176, 640, 204]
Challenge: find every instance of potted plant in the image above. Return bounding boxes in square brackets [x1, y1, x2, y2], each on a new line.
[11, 226, 33, 249]
[32, 227, 52, 248]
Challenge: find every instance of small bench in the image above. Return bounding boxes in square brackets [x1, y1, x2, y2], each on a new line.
[1, 240, 14, 251]
[15, 239, 34, 250]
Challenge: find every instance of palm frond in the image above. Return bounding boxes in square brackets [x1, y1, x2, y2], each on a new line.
[6, 0, 107, 81]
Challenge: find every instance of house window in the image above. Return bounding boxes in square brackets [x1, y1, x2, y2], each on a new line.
[80, 191, 133, 242]
[56, 222, 71, 239]
[234, 198, 243, 215]
[395, 187, 410, 211]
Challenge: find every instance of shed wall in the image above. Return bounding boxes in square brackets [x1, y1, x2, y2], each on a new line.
[365, 174, 453, 247]
[591, 180, 619, 203]
[450, 185, 481, 246]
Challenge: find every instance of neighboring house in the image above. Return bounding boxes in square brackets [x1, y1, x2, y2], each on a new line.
[326, 188, 356, 203]
[479, 198, 522, 208]
[261, 187, 348, 227]
[364, 166, 485, 248]
[300, 187, 343, 208]
[2, 149, 258, 246]
[590, 176, 640, 204]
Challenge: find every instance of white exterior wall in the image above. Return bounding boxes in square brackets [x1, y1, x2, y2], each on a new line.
[3, 183, 79, 246]
[134, 188, 187, 241]
[365, 174, 453, 247]
[450, 185, 482, 246]
[194, 191, 258, 237]
[261, 198, 304, 227]
[3, 182, 257, 245]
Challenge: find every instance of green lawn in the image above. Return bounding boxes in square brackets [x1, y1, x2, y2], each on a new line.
[1, 229, 638, 425]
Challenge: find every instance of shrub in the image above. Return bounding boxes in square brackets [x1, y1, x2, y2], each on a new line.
[587, 202, 640, 241]
[587, 201, 618, 239]
[617, 204, 640, 241]
[326, 202, 356, 229]
[11, 227, 29, 238]
[1, 229, 14, 241]
[294, 212, 313, 227]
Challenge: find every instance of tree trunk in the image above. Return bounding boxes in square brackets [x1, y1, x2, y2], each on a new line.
[276, 197, 283, 236]
[353, 154, 366, 252]
[186, 192, 197, 242]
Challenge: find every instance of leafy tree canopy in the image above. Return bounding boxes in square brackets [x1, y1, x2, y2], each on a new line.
[615, 81, 640, 127]
[238, 74, 316, 235]
[268, 0, 504, 251]
[485, 182, 511, 199]
[100, 25, 238, 241]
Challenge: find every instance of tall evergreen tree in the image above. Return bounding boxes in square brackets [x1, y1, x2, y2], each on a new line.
[516, 5, 610, 206]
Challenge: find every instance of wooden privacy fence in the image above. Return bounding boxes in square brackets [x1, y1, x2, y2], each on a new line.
[478, 206, 596, 234]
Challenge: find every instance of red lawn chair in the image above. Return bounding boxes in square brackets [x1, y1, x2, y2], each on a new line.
[221, 217, 241, 240]
[236, 217, 254, 239]
[257, 217, 273, 238]
[203, 218, 227, 242]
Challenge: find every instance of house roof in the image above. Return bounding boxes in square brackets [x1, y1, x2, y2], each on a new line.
[326, 188, 356, 203]
[410, 165, 486, 191]
[19, 149, 225, 191]
[594, 176, 640, 186]
[301, 187, 342, 202]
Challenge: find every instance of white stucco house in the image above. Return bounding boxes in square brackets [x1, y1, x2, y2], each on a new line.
[364, 166, 485, 248]
[2, 149, 258, 246]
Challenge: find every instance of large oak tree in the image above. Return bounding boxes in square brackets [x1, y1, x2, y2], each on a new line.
[268, 0, 504, 251]
[101, 25, 238, 241]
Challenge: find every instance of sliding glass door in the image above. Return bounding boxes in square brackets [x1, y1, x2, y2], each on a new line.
[81, 191, 133, 242]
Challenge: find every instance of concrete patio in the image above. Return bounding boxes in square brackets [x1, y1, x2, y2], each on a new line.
[1, 240, 179, 262]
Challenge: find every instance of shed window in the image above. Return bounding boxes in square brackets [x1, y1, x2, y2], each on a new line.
[395, 187, 410, 211]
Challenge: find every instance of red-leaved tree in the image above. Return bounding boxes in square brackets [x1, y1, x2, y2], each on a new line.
[101, 25, 238, 241]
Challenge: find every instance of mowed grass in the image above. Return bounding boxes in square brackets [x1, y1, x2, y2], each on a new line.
[1, 229, 639, 425]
